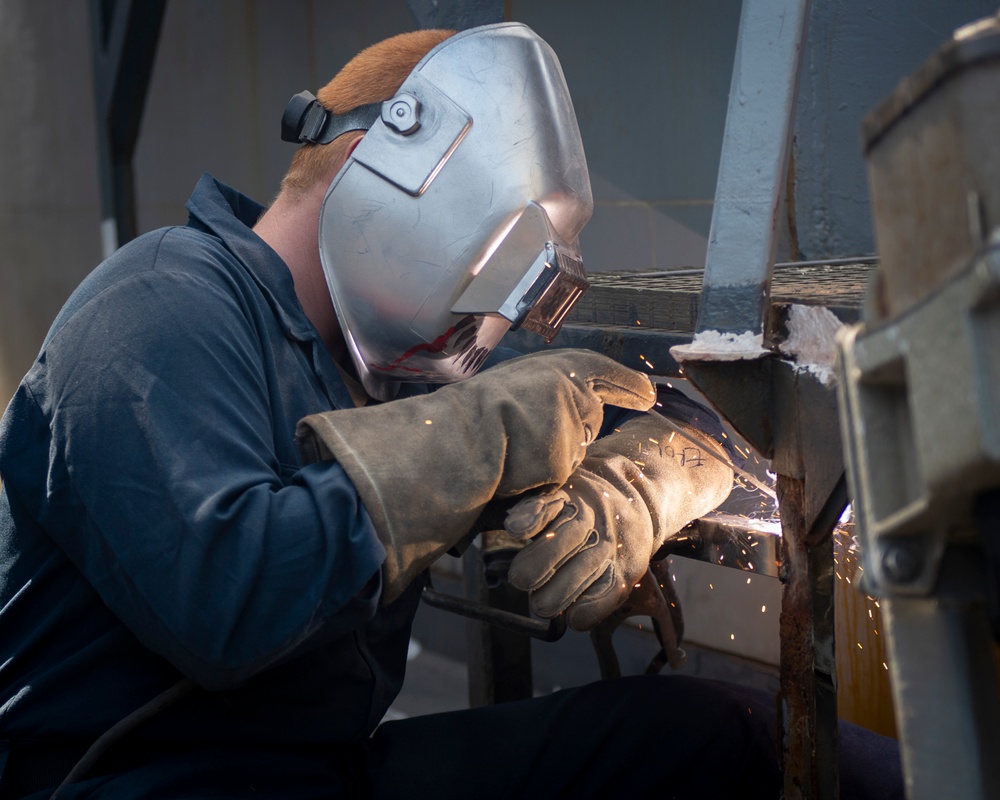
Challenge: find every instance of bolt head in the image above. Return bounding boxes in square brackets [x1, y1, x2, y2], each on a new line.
[381, 94, 421, 135]
[881, 542, 922, 584]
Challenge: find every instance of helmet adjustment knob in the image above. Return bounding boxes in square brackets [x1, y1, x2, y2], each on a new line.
[382, 94, 421, 135]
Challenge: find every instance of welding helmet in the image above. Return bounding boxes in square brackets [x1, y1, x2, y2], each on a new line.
[281, 22, 593, 400]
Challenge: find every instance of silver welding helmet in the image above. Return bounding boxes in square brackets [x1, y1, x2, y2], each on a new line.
[284, 22, 592, 400]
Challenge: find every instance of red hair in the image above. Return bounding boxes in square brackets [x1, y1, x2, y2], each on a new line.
[280, 29, 455, 196]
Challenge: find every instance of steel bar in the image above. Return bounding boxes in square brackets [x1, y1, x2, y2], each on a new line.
[89, 0, 168, 255]
[695, 0, 812, 337]
[600, 257, 877, 281]
[422, 584, 565, 643]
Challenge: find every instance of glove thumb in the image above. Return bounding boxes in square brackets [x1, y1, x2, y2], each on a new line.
[570, 350, 657, 412]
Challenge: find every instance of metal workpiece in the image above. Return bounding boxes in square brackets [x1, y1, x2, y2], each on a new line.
[673, 314, 846, 528]
[655, 2, 844, 796]
[662, 513, 782, 580]
[769, 356, 845, 532]
[503, 261, 876, 385]
[837, 244, 1000, 597]
[570, 262, 874, 333]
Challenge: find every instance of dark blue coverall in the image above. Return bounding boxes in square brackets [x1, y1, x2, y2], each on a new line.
[0, 175, 897, 799]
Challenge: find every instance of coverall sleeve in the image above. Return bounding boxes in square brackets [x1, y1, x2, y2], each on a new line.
[24, 263, 385, 690]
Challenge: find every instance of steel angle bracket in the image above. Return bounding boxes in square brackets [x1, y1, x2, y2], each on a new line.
[674, 350, 775, 459]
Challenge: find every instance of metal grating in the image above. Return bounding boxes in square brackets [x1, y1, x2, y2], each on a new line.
[570, 261, 877, 332]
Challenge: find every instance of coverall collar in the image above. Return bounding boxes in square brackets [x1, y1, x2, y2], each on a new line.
[184, 173, 317, 343]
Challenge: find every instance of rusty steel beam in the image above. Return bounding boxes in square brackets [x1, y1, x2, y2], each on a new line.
[776, 474, 844, 800]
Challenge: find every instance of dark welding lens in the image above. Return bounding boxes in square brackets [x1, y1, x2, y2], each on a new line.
[514, 244, 589, 343]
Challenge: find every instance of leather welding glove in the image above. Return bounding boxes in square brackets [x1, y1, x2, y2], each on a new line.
[296, 349, 656, 604]
[505, 413, 733, 630]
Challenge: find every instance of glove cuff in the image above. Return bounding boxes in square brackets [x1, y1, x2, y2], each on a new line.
[296, 402, 487, 604]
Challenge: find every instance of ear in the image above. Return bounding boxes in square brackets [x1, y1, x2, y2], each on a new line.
[343, 132, 364, 161]
[314, 132, 366, 197]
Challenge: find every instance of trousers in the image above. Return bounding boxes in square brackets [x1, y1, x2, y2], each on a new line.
[366, 675, 903, 800]
[11, 675, 902, 799]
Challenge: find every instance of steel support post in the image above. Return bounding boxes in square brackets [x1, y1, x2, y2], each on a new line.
[776, 473, 843, 800]
[767, 360, 846, 800]
[89, 0, 168, 257]
[695, 0, 811, 338]
[462, 540, 534, 708]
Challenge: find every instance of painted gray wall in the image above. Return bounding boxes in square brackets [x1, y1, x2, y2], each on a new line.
[511, 0, 742, 272]
[1, 0, 996, 407]
[792, 0, 998, 260]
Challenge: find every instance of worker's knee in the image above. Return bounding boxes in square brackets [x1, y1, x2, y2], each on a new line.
[552, 674, 782, 798]
[574, 674, 777, 754]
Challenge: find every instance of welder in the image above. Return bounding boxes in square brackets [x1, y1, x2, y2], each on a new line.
[0, 23, 897, 799]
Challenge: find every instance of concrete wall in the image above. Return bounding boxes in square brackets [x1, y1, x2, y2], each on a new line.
[0, 0, 102, 407]
[0, 0, 418, 407]
[133, 1, 418, 233]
